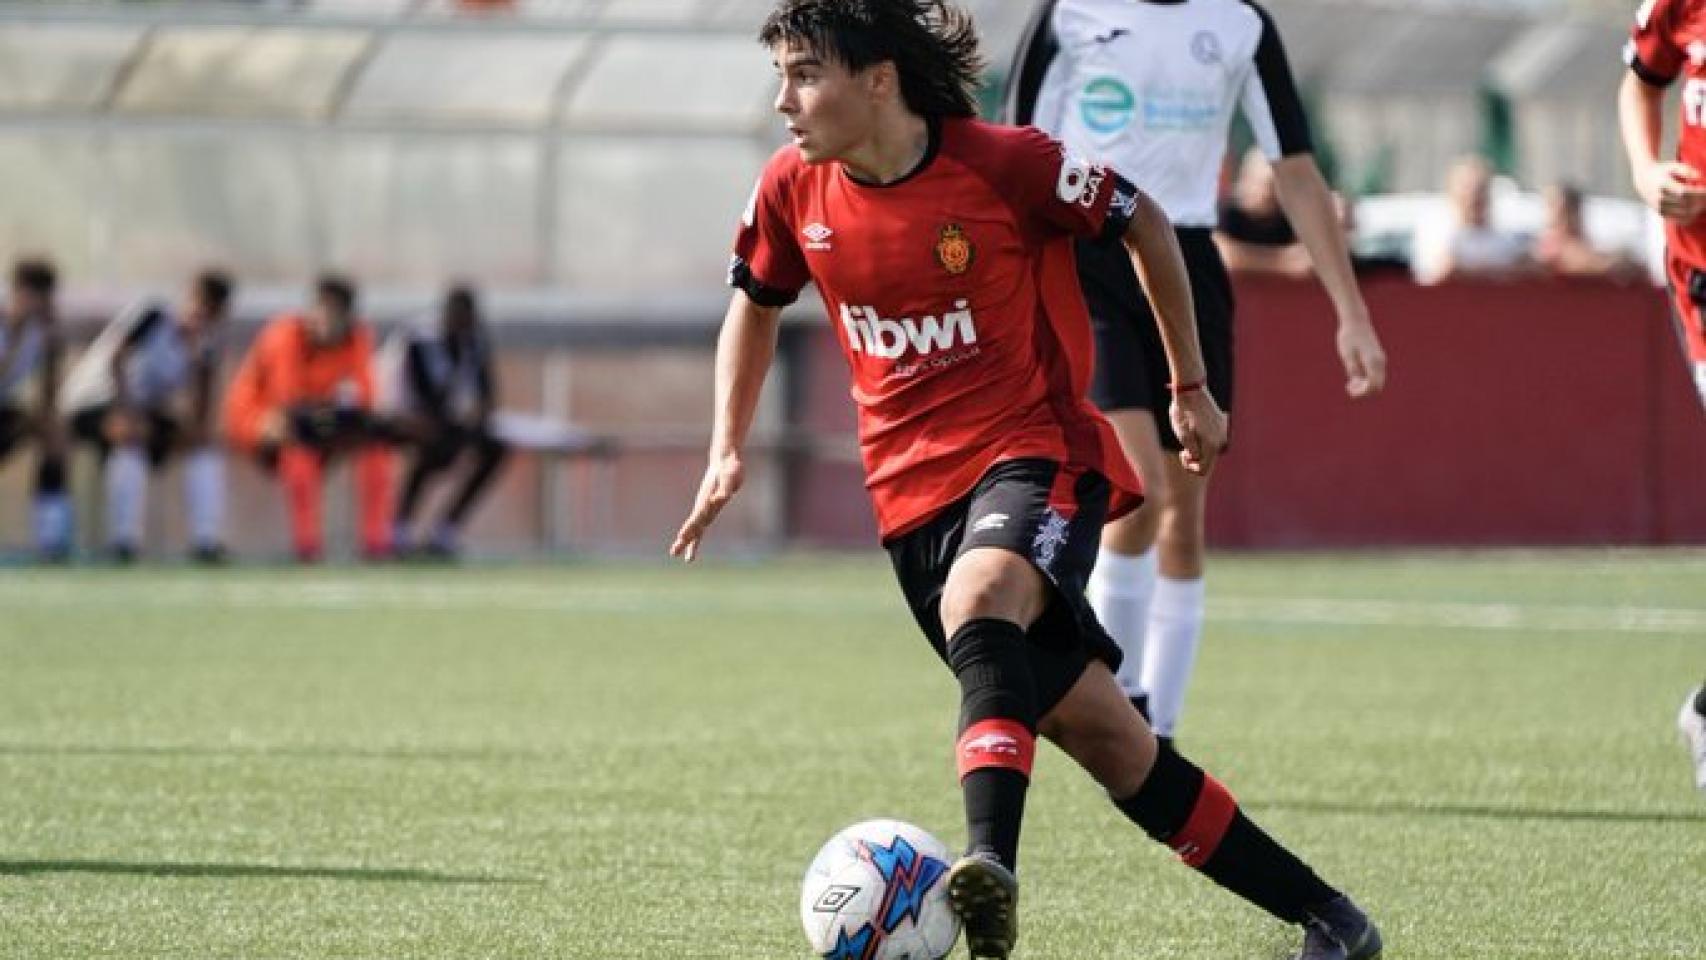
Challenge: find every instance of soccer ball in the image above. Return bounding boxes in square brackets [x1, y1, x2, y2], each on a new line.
[799, 819, 961, 960]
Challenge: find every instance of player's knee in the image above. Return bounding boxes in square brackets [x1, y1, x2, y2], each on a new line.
[940, 557, 1043, 632]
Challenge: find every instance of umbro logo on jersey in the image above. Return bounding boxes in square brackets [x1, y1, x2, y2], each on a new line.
[972, 513, 1009, 533]
[802, 222, 834, 250]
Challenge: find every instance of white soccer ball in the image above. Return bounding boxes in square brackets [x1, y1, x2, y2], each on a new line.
[799, 819, 961, 960]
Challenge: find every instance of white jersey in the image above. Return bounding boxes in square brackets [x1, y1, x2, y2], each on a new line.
[61, 299, 216, 411]
[1006, 0, 1314, 228]
[0, 315, 48, 404]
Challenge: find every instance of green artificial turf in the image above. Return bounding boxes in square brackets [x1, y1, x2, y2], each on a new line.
[1, 553, 1702, 958]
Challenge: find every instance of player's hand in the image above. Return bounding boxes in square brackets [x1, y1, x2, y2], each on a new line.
[1336, 317, 1387, 399]
[671, 449, 745, 563]
[1169, 390, 1227, 476]
[1637, 162, 1706, 223]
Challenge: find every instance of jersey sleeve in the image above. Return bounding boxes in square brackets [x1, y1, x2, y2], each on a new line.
[1627, 0, 1684, 86]
[728, 149, 811, 308]
[1002, 125, 1143, 245]
[1239, 2, 1314, 160]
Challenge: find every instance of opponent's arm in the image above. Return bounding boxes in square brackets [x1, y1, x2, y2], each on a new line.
[1270, 156, 1387, 397]
[1619, 70, 1706, 222]
[671, 290, 783, 561]
[1121, 191, 1227, 475]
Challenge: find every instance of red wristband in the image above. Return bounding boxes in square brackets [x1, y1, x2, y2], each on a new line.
[1168, 378, 1206, 396]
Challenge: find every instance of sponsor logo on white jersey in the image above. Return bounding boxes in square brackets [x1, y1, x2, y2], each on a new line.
[838, 300, 978, 359]
[972, 513, 1009, 533]
[802, 222, 834, 250]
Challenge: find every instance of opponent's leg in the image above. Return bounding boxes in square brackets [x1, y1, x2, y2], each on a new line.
[1143, 454, 1210, 739]
[1043, 663, 1382, 959]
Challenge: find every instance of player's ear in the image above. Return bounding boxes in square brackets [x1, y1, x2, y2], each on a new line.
[867, 60, 900, 103]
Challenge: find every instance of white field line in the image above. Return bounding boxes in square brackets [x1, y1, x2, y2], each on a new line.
[0, 579, 1702, 635]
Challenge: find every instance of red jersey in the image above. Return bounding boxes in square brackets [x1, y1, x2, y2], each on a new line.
[730, 117, 1144, 538]
[1628, 0, 1706, 267]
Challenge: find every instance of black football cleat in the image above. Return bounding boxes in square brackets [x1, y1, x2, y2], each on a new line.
[1296, 895, 1383, 960]
[947, 852, 1018, 959]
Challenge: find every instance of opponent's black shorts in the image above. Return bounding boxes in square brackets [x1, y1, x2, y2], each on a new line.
[70, 404, 181, 467]
[885, 458, 1121, 717]
[1077, 226, 1235, 451]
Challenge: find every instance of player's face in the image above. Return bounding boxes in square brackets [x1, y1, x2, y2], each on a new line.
[771, 41, 877, 164]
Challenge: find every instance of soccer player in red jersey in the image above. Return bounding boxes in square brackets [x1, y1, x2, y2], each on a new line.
[672, 3, 1380, 958]
[1619, 0, 1706, 794]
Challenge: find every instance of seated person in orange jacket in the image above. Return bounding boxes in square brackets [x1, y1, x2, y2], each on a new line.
[224, 275, 392, 561]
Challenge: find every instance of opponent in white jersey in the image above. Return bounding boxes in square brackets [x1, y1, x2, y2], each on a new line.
[1007, 0, 1386, 742]
[62, 270, 233, 561]
[0, 258, 72, 560]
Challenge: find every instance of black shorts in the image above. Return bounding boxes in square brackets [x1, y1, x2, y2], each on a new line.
[70, 404, 181, 467]
[1078, 226, 1235, 451]
[885, 458, 1122, 716]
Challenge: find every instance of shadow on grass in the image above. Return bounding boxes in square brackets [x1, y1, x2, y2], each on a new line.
[1248, 798, 1706, 825]
[0, 859, 533, 884]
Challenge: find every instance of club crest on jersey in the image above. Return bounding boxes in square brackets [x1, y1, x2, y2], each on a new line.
[936, 223, 974, 276]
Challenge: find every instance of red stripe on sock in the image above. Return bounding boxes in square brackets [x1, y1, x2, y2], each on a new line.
[956, 719, 1036, 780]
[1171, 773, 1237, 868]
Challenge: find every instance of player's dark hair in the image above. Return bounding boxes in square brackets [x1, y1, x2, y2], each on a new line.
[195, 268, 234, 313]
[759, 0, 985, 119]
[315, 273, 357, 312]
[12, 257, 56, 295]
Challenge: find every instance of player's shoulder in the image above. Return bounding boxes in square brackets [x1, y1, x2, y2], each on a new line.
[942, 117, 1061, 174]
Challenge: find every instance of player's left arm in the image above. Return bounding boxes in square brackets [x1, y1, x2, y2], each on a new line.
[1120, 193, 1227, 475]
[1241, 0, 1385, 398]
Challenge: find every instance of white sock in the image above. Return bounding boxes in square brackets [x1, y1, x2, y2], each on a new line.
[1141, 576, 1206, 738]
[184, 448, 225, 548]
[1087, 546, 1157, 699]
[106, 446, 149, 549]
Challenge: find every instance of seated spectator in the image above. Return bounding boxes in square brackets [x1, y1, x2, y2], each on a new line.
[1411, 155, 1530, 284]
[0, 258, 70, 560]
[62, 270, 234, 563]
[388, 285, 509, 559]
[1214, 148, 1312, 278]
[223, 275, 392, 562]
[1532, 182, 1645, 282]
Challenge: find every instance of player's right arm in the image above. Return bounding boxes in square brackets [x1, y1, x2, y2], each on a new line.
[671, 291, 783, 562]
[1119, 192, 1228, 476]
[673, 151, 809, 562]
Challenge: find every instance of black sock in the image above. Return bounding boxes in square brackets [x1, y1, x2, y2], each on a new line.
[948, 617, 1037, 871]
[1694, 683, 1706, 717]
[1113, 745, 1338, 924]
